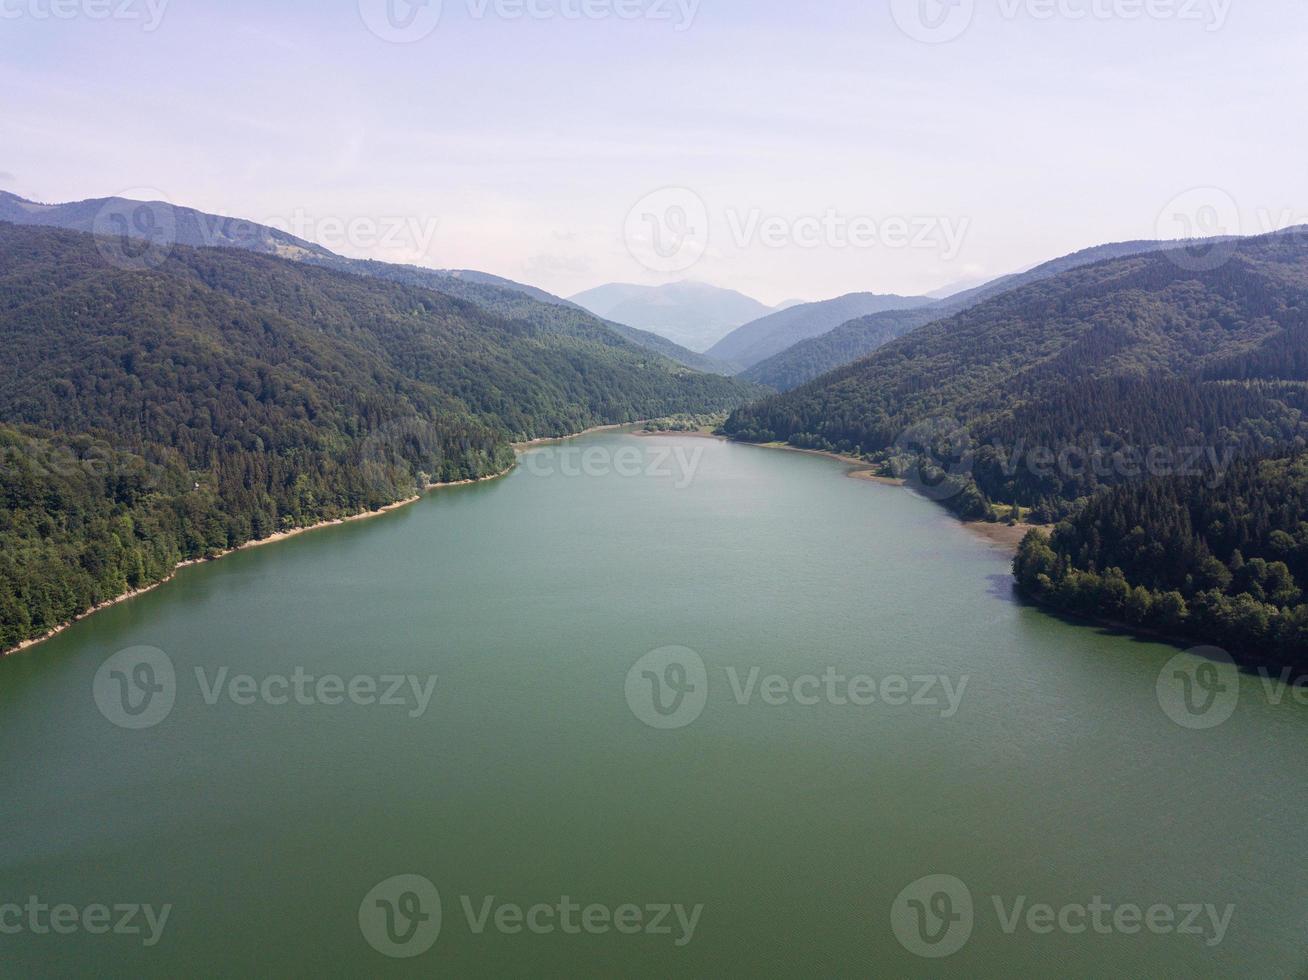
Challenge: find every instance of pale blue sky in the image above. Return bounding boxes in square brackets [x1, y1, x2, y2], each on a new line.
[2, 0, 1305, 303]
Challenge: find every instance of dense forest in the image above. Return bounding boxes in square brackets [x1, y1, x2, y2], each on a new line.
[739, 238, 1175, 390]
[1014, 453, 1308, 666]
[725, 231, 1308, 521]
[0, 222, 757, 651]
[0, 190, 735, 374]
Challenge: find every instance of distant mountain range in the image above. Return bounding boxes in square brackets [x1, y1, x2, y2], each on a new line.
[738, 238, 1185, 390]
[569, 281, 777, 352]
[706, 292, 934, 369]
[725, 227, 1308, 519]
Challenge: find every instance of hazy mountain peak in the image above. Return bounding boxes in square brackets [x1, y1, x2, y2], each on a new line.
[568, 280, 775, 352]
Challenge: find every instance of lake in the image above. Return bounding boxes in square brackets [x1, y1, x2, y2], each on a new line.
[2, 431, 1305, 977]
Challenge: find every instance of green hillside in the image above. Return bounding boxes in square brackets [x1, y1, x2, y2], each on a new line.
[0, 222, 757, 651]
[739, 239, 1176, 391]
[725, 230, 1308, 520]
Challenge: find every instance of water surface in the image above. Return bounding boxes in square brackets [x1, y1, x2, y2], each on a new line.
[2, 432, 1305, 976]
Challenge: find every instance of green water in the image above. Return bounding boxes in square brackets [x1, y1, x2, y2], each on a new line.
[2, 432, 1306, 977]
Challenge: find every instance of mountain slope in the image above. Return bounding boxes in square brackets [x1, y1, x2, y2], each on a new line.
[725, 229, 1308, 518]
[0, 189, 332, 260]
[0, 191, 733, 374]
[569, 281, 774, 352]
[306, 256, 738, 374]
[706, 292, 932, 369]
[0, 222, 759, 651]
[740, 239, 1179, 391]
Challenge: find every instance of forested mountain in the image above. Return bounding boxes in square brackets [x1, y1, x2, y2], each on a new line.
[0, 192, 730, 373]
[0, 189, 333, 259]
[306, 255, 736, 374]
[1014, 453, 1308, 665]
[0, 222, 757, 651]
[740, 239, 1176, 390]
[725, 229, 1308, 520]
[705, 292, 932, 369]
[569, 281, 774, 351]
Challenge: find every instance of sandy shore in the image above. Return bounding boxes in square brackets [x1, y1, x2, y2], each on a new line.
[962, 521, 1039, 552]
[7, 420, 662, 658]
[3, 465, 513, 659]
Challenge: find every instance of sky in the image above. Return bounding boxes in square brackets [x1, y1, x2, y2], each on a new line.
[2, 0, 1306, 305]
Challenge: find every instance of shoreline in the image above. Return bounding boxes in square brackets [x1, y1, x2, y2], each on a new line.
[2, 464, 514, 659]
[4, 424, 1037, 659]
[718, 437, 1036, 555]
[512, 422, 644, 450]
[6, 420, 657, 659]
